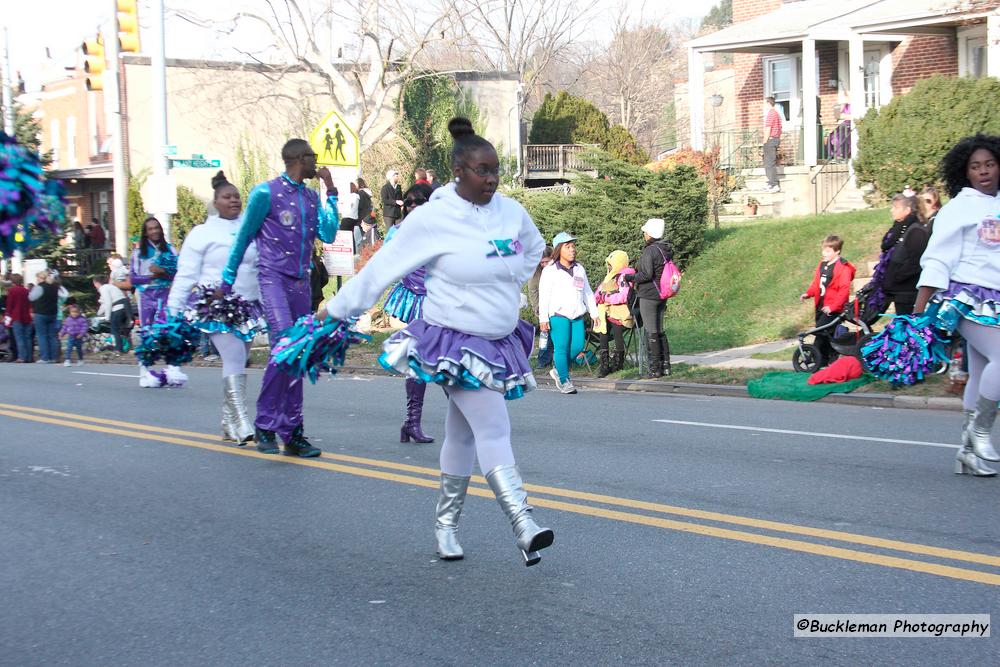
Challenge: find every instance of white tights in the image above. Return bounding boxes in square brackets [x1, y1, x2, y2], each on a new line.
[439, 386, 516, 477]
[209, 332, 250, 378]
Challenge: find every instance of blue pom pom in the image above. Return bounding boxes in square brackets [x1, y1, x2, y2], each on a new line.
[861, 314, 950, 387]
[135, 315, 201, 367]
[271, 314, 370, 383]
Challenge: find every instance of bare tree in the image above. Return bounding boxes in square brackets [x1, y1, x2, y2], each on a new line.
[442, 0, 600, 112]
[173, 0, 456, 151]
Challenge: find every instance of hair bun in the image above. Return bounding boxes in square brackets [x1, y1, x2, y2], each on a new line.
[211, 170, 230, 189]
[448, 117, 475, 140]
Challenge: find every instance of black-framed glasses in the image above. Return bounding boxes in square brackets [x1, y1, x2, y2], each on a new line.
[463, 164, 500, 177]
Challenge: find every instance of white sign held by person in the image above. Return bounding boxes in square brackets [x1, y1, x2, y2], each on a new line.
[322, 231, 356, 277]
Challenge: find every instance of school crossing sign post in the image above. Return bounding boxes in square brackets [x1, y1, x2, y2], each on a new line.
[309, 110, 359, 167]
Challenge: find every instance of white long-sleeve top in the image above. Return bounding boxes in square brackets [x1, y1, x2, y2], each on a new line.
[918, 187, 1000, 290]
[97, 283, 126, 318]
[338, 191, 360, 219]
[537, 261, 598, 323]
[167, 214, 260, 314]
[327, 183, 545, 339]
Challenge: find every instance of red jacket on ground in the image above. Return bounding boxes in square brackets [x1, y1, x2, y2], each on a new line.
[4, 284, 31, 324]
[805, 257, 855, 313]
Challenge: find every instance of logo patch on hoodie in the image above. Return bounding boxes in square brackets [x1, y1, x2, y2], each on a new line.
[486, 239, 522, 257]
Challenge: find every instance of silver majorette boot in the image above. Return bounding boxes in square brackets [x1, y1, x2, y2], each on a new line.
[221, 377, 237, 441]
[223, 374, 255, 444]
[955, 410, 997, 476]
[968, 396, 1000, 461]
[435, 474, 471, 560]
[485, 464, 554, 566]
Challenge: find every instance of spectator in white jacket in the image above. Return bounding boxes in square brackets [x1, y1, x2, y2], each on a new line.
[538, 231, 598, 394]
[93, 274, 130, 353]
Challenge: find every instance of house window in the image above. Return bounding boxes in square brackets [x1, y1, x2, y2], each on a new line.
[66, 116, 77, 166]
[968, 36, 987, 79]
[50, 119, 60, 167]
[863, 50, 882, 109]
[764, 56, 792, 121]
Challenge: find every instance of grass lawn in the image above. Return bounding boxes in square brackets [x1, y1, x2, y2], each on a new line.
[667, 208, 888, 354]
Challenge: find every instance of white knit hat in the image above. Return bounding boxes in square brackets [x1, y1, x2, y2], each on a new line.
[641, 218, 665, 239]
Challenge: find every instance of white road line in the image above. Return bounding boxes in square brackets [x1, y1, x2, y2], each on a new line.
[652, 419, 959, 450]
[72, 371, 140, 378]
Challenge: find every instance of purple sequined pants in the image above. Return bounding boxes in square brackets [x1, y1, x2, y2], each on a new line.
[139, 287, 170, 327]
[255, 270, 312, 441]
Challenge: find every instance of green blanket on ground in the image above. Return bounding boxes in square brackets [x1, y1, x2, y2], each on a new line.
[746, 371, 873, 402]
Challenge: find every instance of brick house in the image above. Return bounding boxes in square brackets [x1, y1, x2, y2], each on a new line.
[684, 0, 1000, 214]
[25, 71, 117, 248]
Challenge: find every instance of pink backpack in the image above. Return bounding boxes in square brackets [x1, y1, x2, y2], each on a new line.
[656, 247, 682, 300]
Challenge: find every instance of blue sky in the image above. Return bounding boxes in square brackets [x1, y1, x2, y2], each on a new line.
[6, 0, 720, 90]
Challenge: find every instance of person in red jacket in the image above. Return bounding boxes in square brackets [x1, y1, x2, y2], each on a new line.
[4, 273, 33, 362]
[800, 235, 856, 365]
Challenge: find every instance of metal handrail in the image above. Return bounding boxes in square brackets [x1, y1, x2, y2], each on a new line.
[810, 159, 852, 214]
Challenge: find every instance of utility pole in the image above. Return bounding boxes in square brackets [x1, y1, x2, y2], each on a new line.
[150, 0, 171, 241]
[2, 27, 14, 135]
[105, 8, 129, 256]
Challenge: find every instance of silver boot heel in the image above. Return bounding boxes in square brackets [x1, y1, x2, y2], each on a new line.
[485, 465, 554, 566]
[435, 474, 471, 560]
[955, 409, 997, 476]
[968, 396, 1000, 461]
[224, 374, 255, 444]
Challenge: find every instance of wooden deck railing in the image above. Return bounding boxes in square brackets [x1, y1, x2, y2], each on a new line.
[524, 144, 598, 178]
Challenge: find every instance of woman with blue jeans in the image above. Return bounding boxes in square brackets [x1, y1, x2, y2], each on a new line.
[538, 232, 598, 394]
[28, 270, 68, 363]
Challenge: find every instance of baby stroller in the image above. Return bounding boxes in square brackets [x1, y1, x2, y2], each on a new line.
[792, 282, 882, 373]
[87, 317, 119, 354]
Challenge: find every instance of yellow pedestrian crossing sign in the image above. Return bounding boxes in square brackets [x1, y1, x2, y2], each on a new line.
[309, 110, 359, 167]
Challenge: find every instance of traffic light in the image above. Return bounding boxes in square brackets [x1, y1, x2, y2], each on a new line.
[82, 37, 105, 91]
[117, 0, 141, 53]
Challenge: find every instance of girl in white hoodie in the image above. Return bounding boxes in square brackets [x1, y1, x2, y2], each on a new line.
[167, 171, 265, 443]
[915, 134, 1000, 477]
[320, 118, 553, 566]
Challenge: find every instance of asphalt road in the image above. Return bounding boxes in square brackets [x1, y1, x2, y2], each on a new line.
[1, 363, 998, 665]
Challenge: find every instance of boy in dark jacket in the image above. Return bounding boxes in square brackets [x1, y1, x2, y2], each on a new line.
[800, 235, 856, 364]
[633, 218, 673, 377]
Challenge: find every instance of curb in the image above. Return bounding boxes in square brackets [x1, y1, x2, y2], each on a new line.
[69, 357, 964, 412]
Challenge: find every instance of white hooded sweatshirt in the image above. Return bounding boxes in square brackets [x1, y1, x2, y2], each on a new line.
[168, 214, 260, 314]
[328, 183, 545, 339]
[918, 187, 1000, 291]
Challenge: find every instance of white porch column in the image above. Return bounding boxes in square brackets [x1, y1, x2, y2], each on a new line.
[688, 47, 705, 150]
[848, 33, 865, 170]
[802, 37, 818, 166]
[988, 13, 1000, 78]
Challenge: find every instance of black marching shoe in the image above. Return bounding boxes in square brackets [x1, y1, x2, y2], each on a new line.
[254, 427, 280, 454]
[283, 424, 322, 458]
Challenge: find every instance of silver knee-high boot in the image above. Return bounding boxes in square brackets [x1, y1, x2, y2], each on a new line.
[221, 382, 237, 441]
[955, 409, 997, 476]
[224, 374, 255, 444]
[435, 474, 471, 560]
[485, 465, 554, 566]
[967, 396, 1000, 461]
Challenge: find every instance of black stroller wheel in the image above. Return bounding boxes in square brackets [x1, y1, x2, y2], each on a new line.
[793, 344, 823, 373]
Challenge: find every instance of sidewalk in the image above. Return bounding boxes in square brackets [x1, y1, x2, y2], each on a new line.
[671, 339, 795, 370]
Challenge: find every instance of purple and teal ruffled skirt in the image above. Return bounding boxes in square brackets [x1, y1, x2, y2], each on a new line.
[383, 283, 424, 324]
[929, 282, 1000, 333]
[185, 296, 267, 342]
[378, 319, 536, 400]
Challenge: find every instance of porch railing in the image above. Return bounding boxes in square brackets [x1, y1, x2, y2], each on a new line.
[811, 161, 852, 214]
[51, 248, 112, 278]
[523, 144, 598, 178]
[707, 123, 853, 167]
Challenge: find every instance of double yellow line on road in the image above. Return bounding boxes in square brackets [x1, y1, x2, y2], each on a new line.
[3, 401, 1000, 586]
